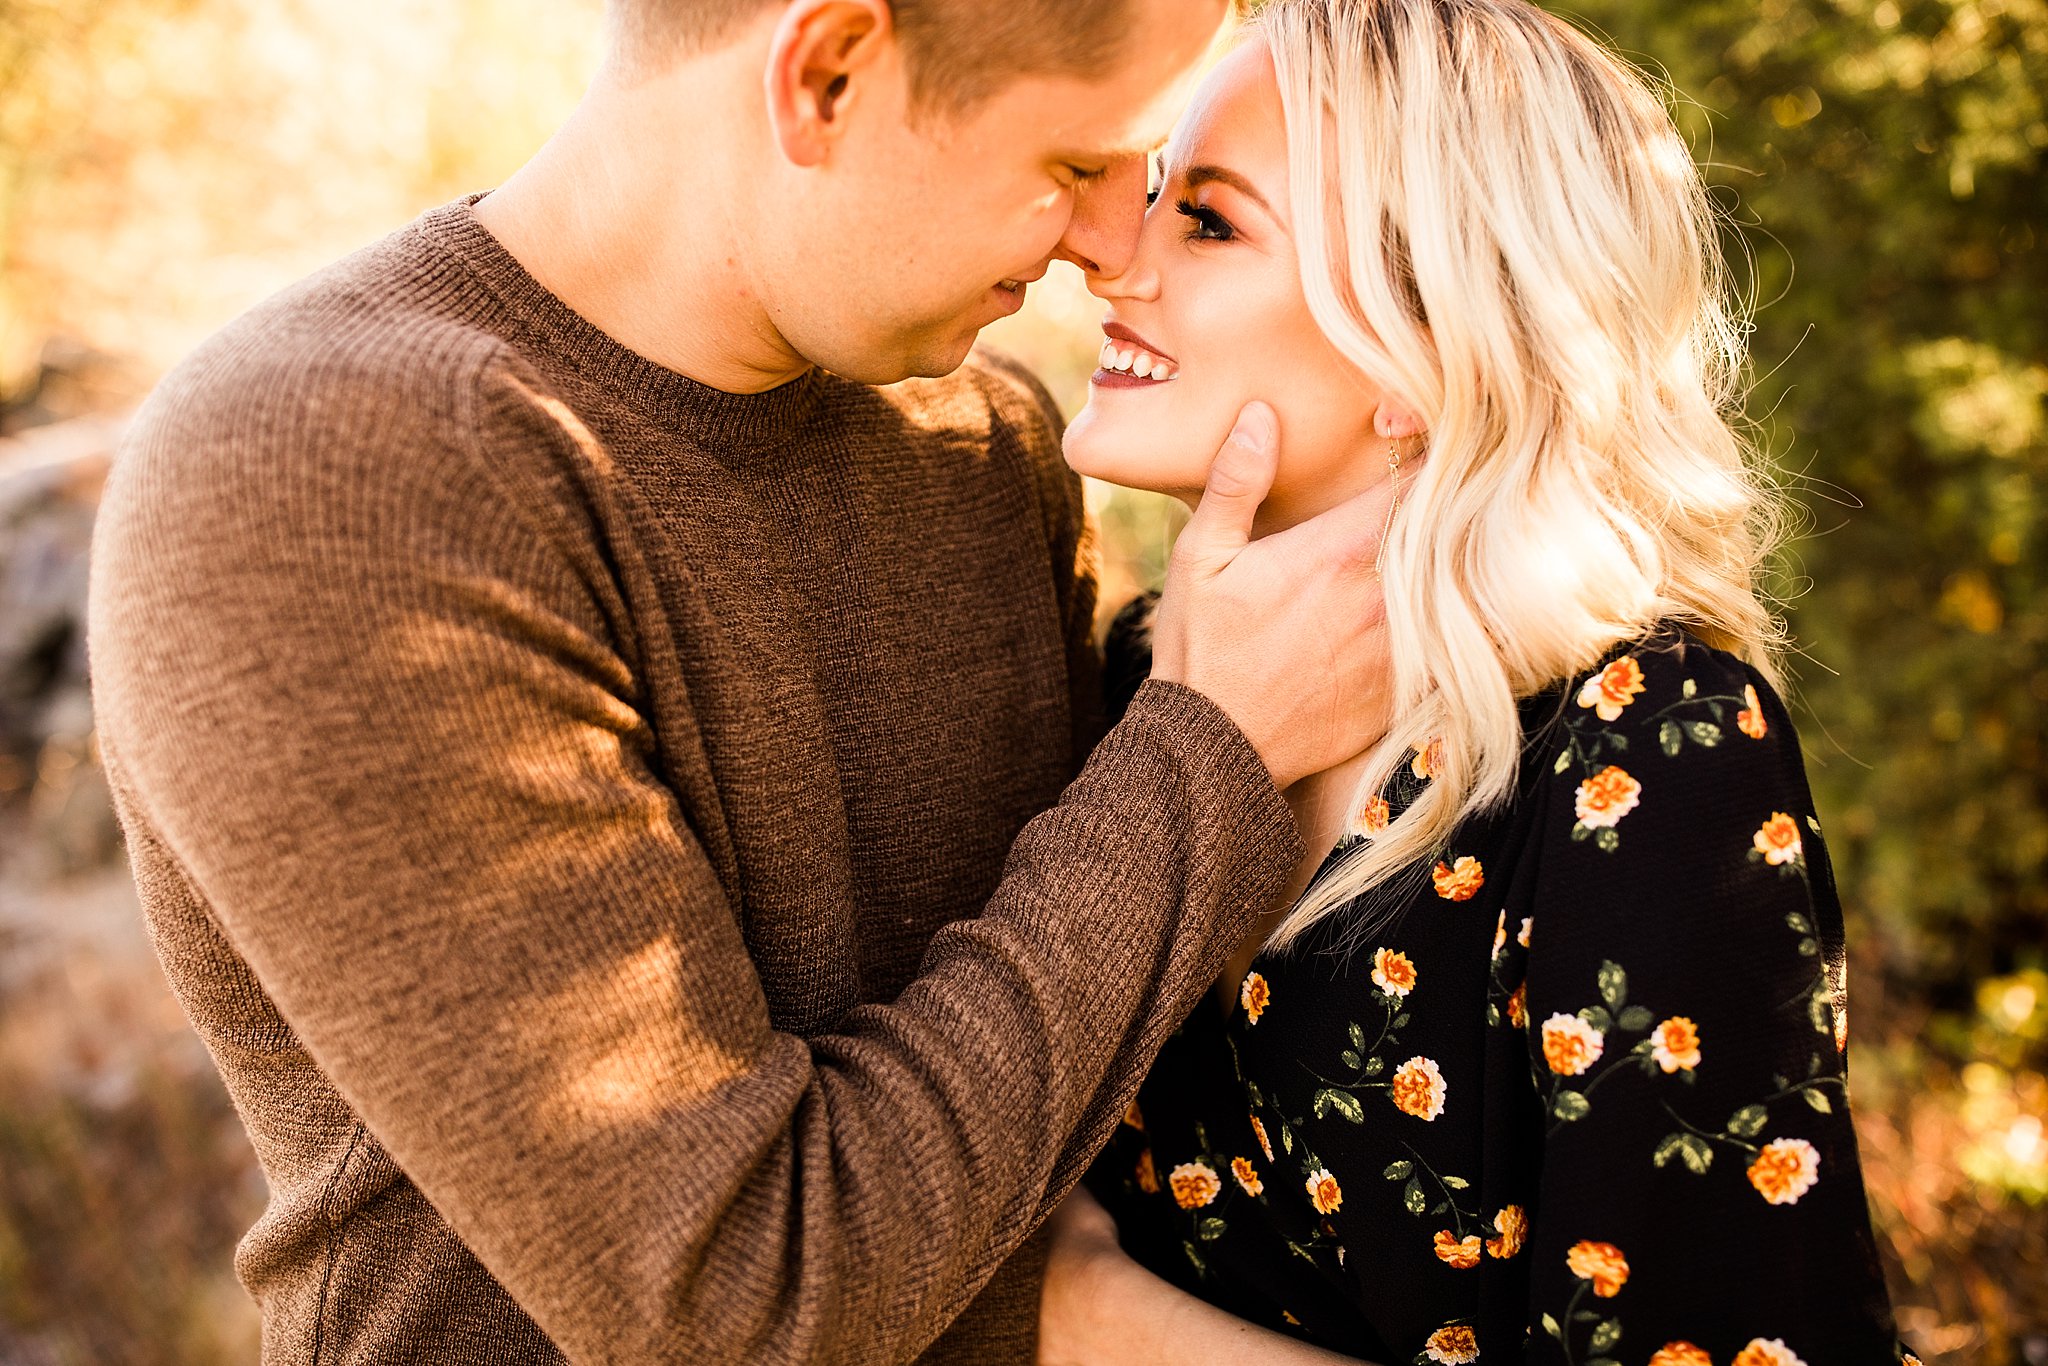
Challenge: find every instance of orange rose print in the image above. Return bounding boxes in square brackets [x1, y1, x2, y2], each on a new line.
[1576, 656, 1646, 720]
[1411, 737, 1446, 781]
[1517, 916, 1532, 947]
[1574, 765, 1643, 829]
[1565, 1239, 1630, 1297]
[1506, 981, 1528, 1029]
[1903, 1356, 1924, 1366]
[1390, 1056, 1449, 1121]
[1834, 1001, 1849, 1053]
[1747, 1137, 1822, 1206]
[1492, 910, 1507, 956]
[1231, 1156, 1263, 1197]
[1485, 1204, 1527, 1259]
[1240, 971, 1271, 1024]
[1649, 1345, 1713, 1366]
[1305, 1166, 1343, 1215]
[1168, 1160, 1222, 1210]
[1432, 1230, 1482, 1268]
[1753, 812, 1803, 866]
[1135, 1148, 1159, 1194]
[1372, 947, 1418, 998]
[1541, 1012, 1606, 1075]
[1250, 1113, 1274, 1162]
[1354, 795, 1392, 837]
[1738, 683, 1768, 739]
[1732, 1339, 1808, 1366]
[1651, 1016, 1702, 1073]
[1423, 1325, 1479, 1364]
[1432, 856, 1485, 901]
[1122, 1099, 1144, 1130]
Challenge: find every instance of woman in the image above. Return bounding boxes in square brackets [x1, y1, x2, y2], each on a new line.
[1037, 1, 1914, 1363]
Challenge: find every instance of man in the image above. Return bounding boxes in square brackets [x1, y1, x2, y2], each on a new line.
[88, 0, 1394, 1361]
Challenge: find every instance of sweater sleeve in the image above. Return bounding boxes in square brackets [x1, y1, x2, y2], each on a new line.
[1517, 639, 1903, 1365]
[88, 344, 1303, 1365]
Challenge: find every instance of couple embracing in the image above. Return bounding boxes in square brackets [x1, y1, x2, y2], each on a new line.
[89, 0, 1912, 1362]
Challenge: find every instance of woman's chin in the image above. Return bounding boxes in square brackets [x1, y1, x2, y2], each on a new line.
[1061, 410, 1192, 494]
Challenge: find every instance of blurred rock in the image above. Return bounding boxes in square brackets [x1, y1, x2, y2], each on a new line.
[0, 410, 124, 875]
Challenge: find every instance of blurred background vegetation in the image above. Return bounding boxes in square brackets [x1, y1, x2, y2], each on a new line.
[0, 0, 2040, 1362]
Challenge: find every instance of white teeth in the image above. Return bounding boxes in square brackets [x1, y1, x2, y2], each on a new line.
[1095, 337, 1177, 381]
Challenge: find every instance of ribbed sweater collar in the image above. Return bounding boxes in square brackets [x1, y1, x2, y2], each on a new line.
[412, 195, 821, 452]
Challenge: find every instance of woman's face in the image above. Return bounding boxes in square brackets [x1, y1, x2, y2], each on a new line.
[1062, 38, 1406, 533]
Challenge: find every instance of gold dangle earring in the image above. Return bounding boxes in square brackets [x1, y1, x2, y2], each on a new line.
[1375, 435, 1404, 578]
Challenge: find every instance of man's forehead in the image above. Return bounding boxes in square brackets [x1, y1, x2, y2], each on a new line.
[1009, 15, 1238, 160]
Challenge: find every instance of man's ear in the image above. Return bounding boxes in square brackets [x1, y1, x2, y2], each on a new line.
[765, 0, 897, 168]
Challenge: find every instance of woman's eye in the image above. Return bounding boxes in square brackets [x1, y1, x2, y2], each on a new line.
[1175, 199, 1236, 242]
[1146, 153, 1166, 207]
[1064, 164, 1109, 188]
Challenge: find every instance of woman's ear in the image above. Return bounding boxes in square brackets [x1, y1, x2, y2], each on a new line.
[1372, 400, 1426, 440]
[763, 0, 896, 169]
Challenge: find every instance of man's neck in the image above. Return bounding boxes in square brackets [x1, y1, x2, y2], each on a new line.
[473, 56, 812, 395]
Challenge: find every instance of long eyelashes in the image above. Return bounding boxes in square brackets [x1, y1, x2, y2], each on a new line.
[1174, 199, 1236, 243]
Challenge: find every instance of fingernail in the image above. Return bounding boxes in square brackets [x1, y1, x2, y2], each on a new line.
[1229, 401, 1277, 456]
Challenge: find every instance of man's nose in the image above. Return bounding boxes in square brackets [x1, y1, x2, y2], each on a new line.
[1052, 153, 1150, 278]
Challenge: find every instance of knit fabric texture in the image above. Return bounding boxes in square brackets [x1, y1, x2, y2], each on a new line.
[87, 198, 1305, 1365]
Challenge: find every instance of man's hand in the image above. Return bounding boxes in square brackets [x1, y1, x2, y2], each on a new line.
[1150, 402, 1399, 790]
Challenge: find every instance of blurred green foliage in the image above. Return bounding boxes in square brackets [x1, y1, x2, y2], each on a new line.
[1541, 0, 2046, 1009]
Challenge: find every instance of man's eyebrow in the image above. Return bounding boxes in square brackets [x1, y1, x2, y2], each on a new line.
[1182, 163, 1278, 218]
[1060, 136, 1172, 165]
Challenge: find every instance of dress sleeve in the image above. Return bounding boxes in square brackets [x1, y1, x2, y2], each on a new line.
[1516, 638, 1906, 1365]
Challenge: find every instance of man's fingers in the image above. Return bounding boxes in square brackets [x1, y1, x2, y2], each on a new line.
[1173, 402, 1279, 579]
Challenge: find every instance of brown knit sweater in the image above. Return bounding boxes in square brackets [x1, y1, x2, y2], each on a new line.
[87, 199, 1303, 1364]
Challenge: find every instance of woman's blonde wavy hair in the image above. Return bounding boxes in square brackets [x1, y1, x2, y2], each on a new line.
[1256, 0, 1789, 951]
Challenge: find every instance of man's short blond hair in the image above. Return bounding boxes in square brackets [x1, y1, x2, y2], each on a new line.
[611, 0, 1142, 107]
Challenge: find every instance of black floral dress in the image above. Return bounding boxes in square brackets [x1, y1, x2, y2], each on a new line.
[1090, 609, 1913, 1366]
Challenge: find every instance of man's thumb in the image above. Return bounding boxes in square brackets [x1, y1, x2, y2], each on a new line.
[1175, 402, 1279, 576]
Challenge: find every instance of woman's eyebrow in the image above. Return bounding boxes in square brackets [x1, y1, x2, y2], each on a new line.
[1183, 163, 1278, 219]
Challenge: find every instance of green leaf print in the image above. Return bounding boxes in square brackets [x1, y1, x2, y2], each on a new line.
[1804, 1087, 1834, 1113]
[1659, 719, 1684, 756]
[1198, 1217, 1227, 1241]
[1685, 720, 1724, 747]
[1553, 1090, 1591, 1121]
[1597, 960, 1628, 1009]
[1728, 1105, 1769, 1137]
[1403, 1177, 1428, 1214]
[1678, 1134, 1715, 1173]
[1314, 1089, 1365, 1124]
[1383, 1160, 1414, 1180]
[1591, 1319, 1623, 1352]
[1617, 1005, 1653, 1032]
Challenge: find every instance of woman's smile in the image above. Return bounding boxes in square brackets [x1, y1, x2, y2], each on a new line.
[1093, 320, 1181, 388]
